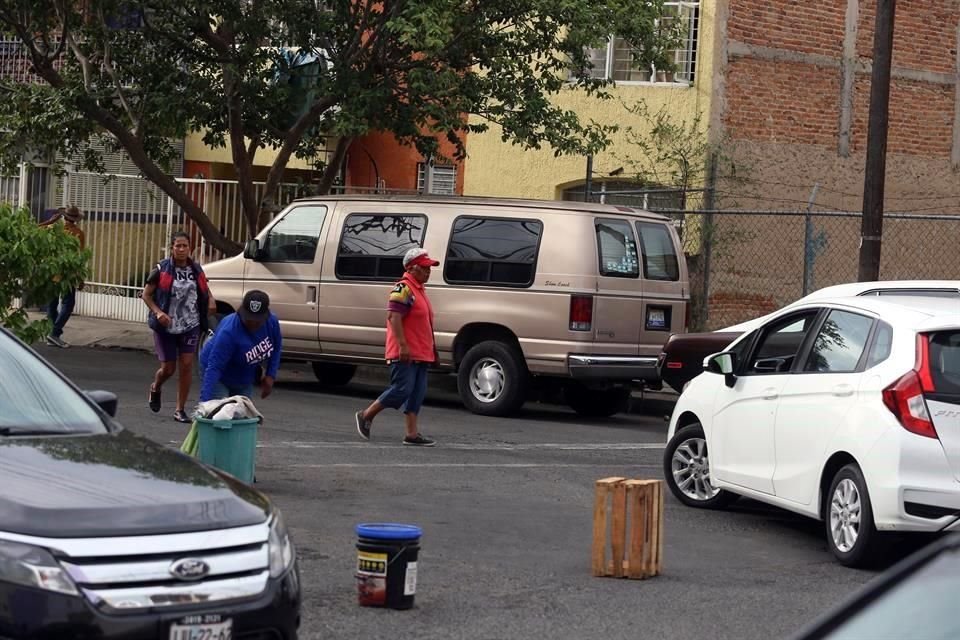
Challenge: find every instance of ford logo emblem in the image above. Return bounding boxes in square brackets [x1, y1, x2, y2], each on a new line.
[169, 558, 211, 581]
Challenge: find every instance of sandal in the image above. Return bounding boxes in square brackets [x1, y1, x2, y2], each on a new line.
[173, 409, 191, 423]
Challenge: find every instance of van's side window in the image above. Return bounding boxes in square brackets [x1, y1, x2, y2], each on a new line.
[596, 219, 639, 278]
[636, 222, 680, 281]
[261, 205, 328, 263]
[444, 217, 543, 287]
[336, 214, 427, 280]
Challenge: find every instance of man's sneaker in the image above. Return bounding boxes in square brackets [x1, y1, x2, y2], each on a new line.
[355, 410, 371, 441]
[148, 386, 161, 413]
[403, 434, 436, 447]
[173, 409, 191, 423]
[46, 335, 68, 348]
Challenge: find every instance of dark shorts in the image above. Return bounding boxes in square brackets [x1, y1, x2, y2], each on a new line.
[154, 328, 200, 363]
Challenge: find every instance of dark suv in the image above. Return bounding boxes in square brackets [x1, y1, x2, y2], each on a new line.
[0, 329, 300, 639]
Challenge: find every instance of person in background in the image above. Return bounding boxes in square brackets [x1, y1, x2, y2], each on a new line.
[142, 231, 215, 423]
[39, 206, 85, 348]
[355, 247, 438, 447]
[199, 289, 282, 402]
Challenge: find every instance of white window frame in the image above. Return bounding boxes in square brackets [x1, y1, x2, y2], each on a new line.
[417, 163, 457, 195]
[579, 1, 700, 85]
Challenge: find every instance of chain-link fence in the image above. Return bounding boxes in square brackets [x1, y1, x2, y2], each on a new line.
[674, 210, 960, 331]
[579, 185, 960, 331]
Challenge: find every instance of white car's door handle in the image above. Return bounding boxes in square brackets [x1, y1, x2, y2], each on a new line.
[832, 384, 854, 397]
[763, 388, 779, 400]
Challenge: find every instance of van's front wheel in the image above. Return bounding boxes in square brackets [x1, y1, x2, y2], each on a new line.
[312, 362, 357, 387]
[457, 341, 528, 416]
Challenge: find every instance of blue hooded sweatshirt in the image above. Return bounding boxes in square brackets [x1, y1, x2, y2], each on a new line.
[199, 312, 282, 401]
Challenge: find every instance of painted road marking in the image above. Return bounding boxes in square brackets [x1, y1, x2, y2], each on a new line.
[284, 463, 664, 469]
[259, 441, 666, 451]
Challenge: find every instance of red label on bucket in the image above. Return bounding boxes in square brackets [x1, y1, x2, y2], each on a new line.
[356, 550, 387, 606]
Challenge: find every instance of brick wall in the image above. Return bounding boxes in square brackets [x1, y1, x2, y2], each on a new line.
[724, 0, 959, 159]
[728, 0, 847, 57]
[725, 58, 842, 146]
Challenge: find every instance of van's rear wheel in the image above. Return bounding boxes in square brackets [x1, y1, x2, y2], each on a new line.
[458, 341, 527, 416]
[566, 384, 630, 417]
[312, 362, 357, 387]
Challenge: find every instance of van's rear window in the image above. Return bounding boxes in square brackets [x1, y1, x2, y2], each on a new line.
[336, 214, 426, 280]
[636, 222, 680, 281]
[595, 219, 639, 278]
[444, 216, 542, 287]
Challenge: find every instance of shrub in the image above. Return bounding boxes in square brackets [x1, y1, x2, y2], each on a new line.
[0, 204, 91, 343]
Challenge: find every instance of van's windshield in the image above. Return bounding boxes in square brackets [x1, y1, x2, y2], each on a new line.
[0, 332, 107, 435]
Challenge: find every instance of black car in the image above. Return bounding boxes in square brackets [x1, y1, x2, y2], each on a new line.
[0, 329, 300, 639]
[792, 534, 960, 640]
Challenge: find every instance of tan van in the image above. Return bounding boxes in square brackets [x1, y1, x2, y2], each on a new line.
[203, 195, 688, 417]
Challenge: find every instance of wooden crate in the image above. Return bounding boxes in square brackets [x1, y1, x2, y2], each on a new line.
[591, 477, 663, 579]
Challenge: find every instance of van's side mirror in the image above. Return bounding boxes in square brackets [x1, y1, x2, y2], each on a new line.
[244, 239, 261, 260]
[704, 352, 736, 388]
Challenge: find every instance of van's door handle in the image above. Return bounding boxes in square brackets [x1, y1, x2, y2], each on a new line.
[762, 388, 779, 400]
[306, 286, 317, 304]
[832, 384, 854, 397]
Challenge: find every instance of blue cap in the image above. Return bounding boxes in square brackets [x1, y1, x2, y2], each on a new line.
[355, 523, 423, 540]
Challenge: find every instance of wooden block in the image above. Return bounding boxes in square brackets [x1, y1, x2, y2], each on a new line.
[593, 477, 662, 580]
[610, 481, 627, 578]
[592, 477, 625, 576]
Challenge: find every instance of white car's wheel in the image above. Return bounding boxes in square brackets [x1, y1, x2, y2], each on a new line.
[662, 423, 738, 509]
[825, 463, 884, 567]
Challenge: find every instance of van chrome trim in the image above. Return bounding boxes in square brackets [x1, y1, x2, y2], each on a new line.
[568, 355, 659, 367]
[0, 520, 270, 557]
[568, 354, 660, 382]
[84, 571, 270, 612]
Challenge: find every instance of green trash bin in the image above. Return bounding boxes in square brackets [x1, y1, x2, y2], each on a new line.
[196, 417, 260, 483]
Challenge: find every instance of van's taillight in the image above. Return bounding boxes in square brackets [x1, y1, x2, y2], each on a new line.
[881, 334, 937, 439]
[569, 295, 593, 331]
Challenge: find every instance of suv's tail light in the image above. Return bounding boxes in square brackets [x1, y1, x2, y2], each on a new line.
[882, 334, 938, 439]
[569, 295, 593, 331]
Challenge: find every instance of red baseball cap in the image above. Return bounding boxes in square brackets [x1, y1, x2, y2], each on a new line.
[403, 248, 440, 269]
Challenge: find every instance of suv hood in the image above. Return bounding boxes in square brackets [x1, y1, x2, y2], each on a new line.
[0, 430, 269, 538]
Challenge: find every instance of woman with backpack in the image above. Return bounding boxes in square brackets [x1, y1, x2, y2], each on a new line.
[142, 231, 216, 422]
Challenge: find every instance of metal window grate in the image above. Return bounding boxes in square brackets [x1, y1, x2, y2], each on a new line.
[417, 163, 457, 195]
[576, 1, 700, 83]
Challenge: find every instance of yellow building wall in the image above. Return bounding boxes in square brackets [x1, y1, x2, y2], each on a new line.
[464, 0, 717, 200]
[183, 132, 333, 172]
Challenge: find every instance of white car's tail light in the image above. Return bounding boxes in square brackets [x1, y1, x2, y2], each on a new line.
[881, 334, 938, 439]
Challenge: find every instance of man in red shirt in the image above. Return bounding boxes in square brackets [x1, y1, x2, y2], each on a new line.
[355, 248, 439, 446]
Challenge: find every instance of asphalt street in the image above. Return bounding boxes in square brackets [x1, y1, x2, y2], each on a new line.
[41, 345, 903, 640]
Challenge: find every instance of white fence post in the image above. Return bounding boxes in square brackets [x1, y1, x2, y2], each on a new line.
[16, 162, 27, 209]
[164, 193, 174, 259]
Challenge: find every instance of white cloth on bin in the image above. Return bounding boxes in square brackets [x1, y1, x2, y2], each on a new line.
[194, 396, 263, 421]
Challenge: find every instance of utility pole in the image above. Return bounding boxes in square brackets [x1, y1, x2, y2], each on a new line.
[858, 0, 896, 281]
[584, 153, 594, 202]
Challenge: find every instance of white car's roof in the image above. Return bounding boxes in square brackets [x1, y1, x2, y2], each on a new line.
[776, 295, 960, 330]
[722, 280, 960, 333]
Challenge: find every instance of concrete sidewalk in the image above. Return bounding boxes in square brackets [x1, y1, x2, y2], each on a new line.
[39, 313, 678, 410]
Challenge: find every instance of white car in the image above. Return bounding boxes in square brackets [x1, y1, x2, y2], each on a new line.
[663, 295, 960, 567]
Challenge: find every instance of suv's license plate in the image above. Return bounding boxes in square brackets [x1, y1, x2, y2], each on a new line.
[168, 618, 232, 640]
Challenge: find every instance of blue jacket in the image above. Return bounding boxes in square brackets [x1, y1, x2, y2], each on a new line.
[199, 312, 282, 401]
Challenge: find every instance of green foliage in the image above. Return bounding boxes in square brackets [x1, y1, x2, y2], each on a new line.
[0, 0, 682, 251]
[618, 100, 749, 207]
[0, 204, 91, 343]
